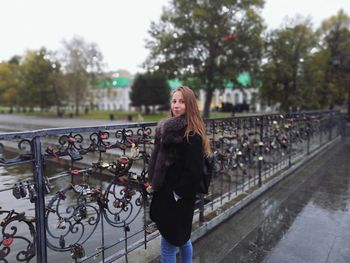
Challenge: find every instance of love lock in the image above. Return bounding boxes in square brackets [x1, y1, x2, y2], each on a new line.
[28, 184, 37, 203]
[113, 200, 122, 208]
[73, 185, 84, 194]
[2, 238, 13, 247]
[100, 161, 109, 168]
[57, 191, 66, 200]
[59, 235, 65, 249]
[12, 184, 22, 199]
[79, 207, 87, 219]
[67, 148, 83, 161]
[56, 217, 66, 229]
[19, 183, 27, 198]
[70, 244, 85, 259]
[82, 186, 91, 196]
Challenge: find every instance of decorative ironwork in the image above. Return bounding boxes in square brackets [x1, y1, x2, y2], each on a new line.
[0, 110, 344, 262]
[0, 207, 36, 262]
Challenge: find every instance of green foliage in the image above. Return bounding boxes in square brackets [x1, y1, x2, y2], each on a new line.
[261, 10, 350, 112]
[20, 48, 58, 110]
[260, 18, 319, 111]
[319, 9, 350, 110]
[130, 72, 170, 113]
[0, 61, 22, 109]
[145, 0, 265, 117]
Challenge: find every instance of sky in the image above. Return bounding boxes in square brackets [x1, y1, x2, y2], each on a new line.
[1, 0, 349, 75]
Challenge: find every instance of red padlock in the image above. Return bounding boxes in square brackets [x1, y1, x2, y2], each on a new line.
[71, 169, 80, 176]
[100, 133, 108, 140]
[3, 238, 13, 247]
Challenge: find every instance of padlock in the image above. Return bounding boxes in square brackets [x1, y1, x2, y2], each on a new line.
[82, 186, 91, 196]
[59, 235, 65, 248]
[57, 191, 66, 200]
[130, 143, 138, 158]
[79, 206, 87, 219]
[19, 182, 27, 198]
[73, 185, 84, 194]
[70, 244, 85, 259]
[2, 238, 13, 247]
[28, 184, 37, 203]
[12, 184, 21, 199]
[67, 148, 83, 161]
[113, 200, 122, 208]
[100, 162, 109, 168]
[56, 217, 66, 229]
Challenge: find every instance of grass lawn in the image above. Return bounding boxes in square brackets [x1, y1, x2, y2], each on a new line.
[0, 106, 238, 123]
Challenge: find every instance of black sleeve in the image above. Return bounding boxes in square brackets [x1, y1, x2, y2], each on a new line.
[173, 133, 203, 198]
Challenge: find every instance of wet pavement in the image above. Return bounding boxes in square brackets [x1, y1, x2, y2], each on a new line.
[191, 137, 350, 263]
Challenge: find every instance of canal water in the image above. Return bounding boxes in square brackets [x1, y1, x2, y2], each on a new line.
[0, 150, 147, 262]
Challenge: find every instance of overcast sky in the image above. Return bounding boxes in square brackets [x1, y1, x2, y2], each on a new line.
[1, 0, 349, 74]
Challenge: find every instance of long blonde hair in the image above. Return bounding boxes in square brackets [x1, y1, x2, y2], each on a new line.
[171, 86, 211, 156]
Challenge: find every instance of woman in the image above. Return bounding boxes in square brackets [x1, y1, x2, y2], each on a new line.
[148, 86, 211, 263]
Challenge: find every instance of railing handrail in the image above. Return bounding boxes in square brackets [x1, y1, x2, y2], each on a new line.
[0, 110, 344, 263]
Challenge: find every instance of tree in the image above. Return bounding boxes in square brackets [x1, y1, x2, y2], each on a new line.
[0, 58, 22, 112]
[60, 36, 104, 115]
[260, 18, 319, 111]
[319, 9, 350, 115]
[130, 72, 170, 113]
[145, 0, 265, 117]
[20, 48, 59, 111]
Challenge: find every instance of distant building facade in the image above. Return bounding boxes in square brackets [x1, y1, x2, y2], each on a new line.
[91, 71, 132, 111]
[92, 71, 266, 113]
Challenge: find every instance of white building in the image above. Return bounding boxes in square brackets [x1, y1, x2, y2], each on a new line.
[91, 71, 132, 111]
[92, 71, 264, 113]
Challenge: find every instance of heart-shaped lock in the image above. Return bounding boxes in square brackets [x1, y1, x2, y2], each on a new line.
[3, 238, 13, 247]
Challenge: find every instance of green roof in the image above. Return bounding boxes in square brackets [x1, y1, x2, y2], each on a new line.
[99, 77, 132, 89]
[224, 72, 252, 89]
[236, 72, 251, 87]
[168, 72, 253, 90]
[99, 73, 254, 90]
[167, 78, 183, 90]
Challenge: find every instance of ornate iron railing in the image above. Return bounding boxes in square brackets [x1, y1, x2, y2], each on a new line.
[0, 111, 343, 263]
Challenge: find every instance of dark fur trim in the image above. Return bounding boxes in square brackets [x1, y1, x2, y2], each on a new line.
[148, 116, 187, 191]
[160, 116, 186, 144]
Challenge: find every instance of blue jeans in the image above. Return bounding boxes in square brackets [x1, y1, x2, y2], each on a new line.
[161, 236, 193, 263]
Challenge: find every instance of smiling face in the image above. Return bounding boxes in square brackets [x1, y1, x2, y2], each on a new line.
[171, 90, 186, 117]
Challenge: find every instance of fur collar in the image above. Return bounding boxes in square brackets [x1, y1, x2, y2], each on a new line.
[158, 116, 187, 145]
[148, 115, 187, 191]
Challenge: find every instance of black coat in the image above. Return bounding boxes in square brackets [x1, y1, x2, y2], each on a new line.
[149, 118, 203, 246]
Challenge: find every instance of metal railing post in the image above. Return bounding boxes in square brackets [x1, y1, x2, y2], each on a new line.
[258, 117, 263, 187]
[33, 136, 47, 263]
